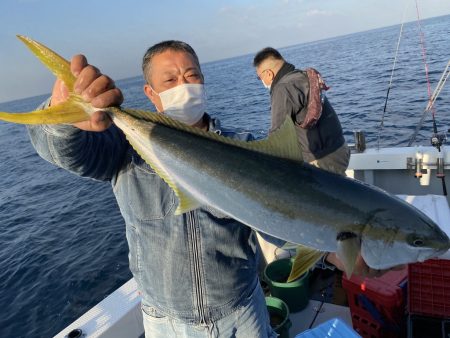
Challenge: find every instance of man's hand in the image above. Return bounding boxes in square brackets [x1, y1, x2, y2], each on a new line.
[50, 54, 123, 132]
[325, 252, 405, 278]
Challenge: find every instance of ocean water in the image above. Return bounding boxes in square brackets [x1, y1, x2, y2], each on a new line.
[0, 14, 449, 338]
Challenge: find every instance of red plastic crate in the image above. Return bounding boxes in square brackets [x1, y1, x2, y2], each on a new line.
[408, 258, 450, 318]
[350, 312, 382, 338]
[342, 267, 408, 338]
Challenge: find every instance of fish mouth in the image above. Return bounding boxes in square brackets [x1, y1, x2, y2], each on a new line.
[438, 241, 450, 252]
[416, 247, 448, 263]
[361, 237, 450, 270]
[432, 232, 450, 252]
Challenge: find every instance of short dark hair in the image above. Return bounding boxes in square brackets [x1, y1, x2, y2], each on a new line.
[142, 40, 201, 84]
[253, 47, 284, 67]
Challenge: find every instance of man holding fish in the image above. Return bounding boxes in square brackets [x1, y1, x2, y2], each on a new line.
[1, 37, 446, 337]
[28, 40, 282, 337]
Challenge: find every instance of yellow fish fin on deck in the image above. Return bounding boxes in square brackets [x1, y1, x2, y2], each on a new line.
[287, 245, 324, 282]
[17, 35, 76, 90]
[0, 95, 91, 125]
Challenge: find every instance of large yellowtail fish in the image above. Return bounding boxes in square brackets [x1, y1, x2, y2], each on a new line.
[1, 36, 449, 280]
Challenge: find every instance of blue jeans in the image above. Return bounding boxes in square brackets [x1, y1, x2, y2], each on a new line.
[142, 283, 277, 338]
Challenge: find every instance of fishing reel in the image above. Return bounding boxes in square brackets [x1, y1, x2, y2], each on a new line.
[431, 130, 447, 180]
[430, 129, 448, 150]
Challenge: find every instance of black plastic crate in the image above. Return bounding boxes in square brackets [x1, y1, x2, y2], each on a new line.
[408, 314, 450, 338]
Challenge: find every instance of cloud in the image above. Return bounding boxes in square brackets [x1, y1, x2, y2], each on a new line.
[218, 5, 256, 23]
[278, 0, 304, 4]
[306, 9, 333, 17]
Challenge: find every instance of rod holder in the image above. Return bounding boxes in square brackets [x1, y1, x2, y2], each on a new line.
[415, 158, 423, 178]
[353, 130, 366, 153]
[437, 157, 445, 178]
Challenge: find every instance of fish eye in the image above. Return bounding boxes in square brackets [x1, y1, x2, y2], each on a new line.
[407, 234, 426, 247]
[412, 238, 424, 247]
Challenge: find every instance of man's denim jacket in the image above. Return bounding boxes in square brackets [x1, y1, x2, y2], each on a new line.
[27, 106, 281, 324]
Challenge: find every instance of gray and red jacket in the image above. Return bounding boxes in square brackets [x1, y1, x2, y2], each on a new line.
[270, 62, 345, 161]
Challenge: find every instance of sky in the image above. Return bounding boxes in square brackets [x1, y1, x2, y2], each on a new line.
[0, 0, 449, 103]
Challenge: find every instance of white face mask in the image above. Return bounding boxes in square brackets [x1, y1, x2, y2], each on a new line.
[154, 84, 206, 125]
[259, 69, 271, 90]
[261, 80, 271, 90]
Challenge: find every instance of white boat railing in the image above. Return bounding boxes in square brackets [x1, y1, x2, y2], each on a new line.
[54, 278, 143, 338]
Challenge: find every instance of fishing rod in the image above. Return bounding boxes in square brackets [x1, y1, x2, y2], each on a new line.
[377, 2, 408, 150]
[409, 0, 448, 195]
[408, 60, 450, 148]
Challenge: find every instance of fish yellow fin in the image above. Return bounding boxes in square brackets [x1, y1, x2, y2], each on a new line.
[124, 109, 302, 162]
[0, 95, 91, 124]
[287, 245, 324, 282]
[127, 142, 201, 215]
[336, 233, 360, 278]
[17, 35, 76, 90]
[174, 192, 202, 215]
[247, 117, 302, 162]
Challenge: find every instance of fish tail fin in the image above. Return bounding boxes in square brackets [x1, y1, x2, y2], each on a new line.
[0, 95, 91, 125]
[287, 245, 324, 282]
[17, 35, 75, 90]
[0, 36, 94, 125]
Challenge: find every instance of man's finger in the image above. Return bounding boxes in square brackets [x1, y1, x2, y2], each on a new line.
[71, 54, 88, 76]
[83, 75, 115, 102]
[91, 88, 124, 108]
[74, 65, 101, 95]
[50, 78, 69, 107]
